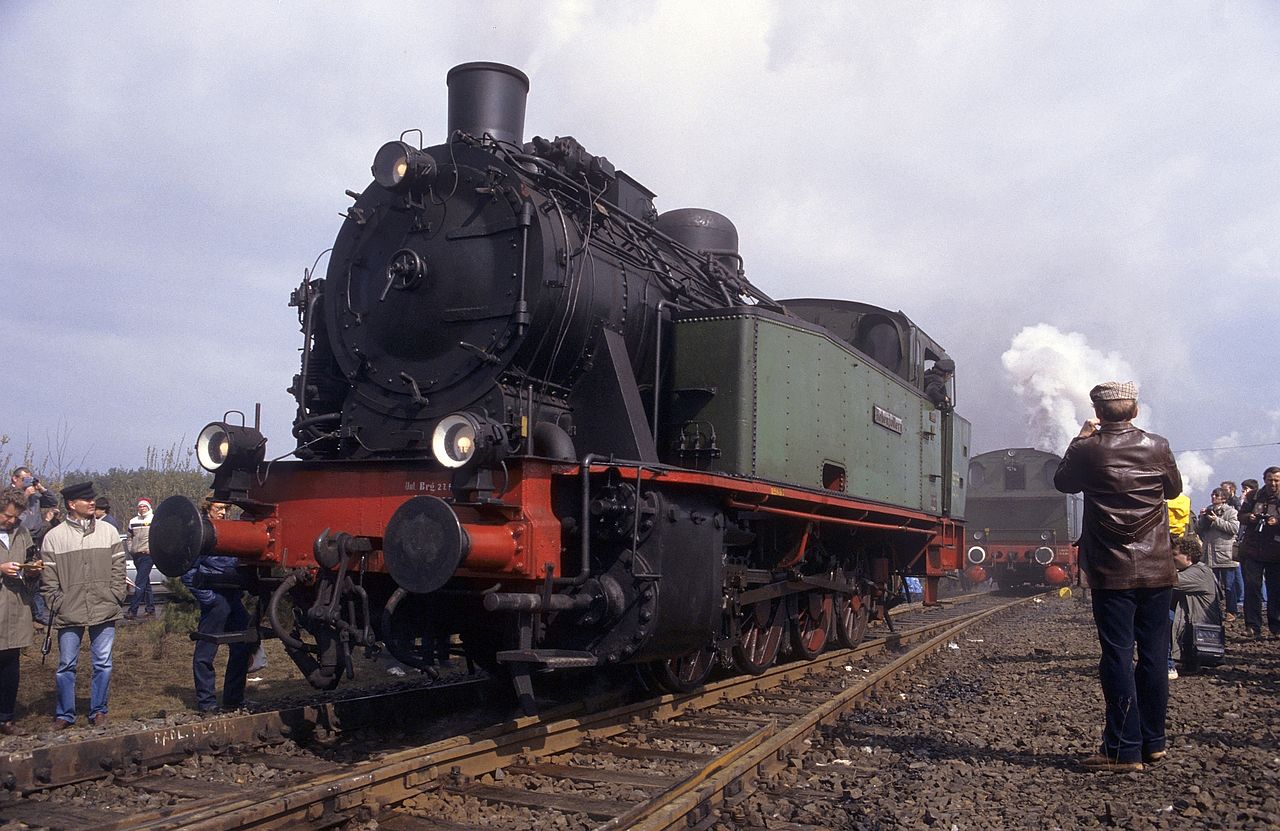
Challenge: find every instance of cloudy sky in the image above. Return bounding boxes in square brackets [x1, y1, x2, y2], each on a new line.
[2, 2, 1277, 500]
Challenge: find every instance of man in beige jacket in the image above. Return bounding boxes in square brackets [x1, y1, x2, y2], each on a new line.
[40, 481, 126, 729]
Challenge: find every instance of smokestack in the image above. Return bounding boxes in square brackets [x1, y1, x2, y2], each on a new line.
[446, 62, 530, 146]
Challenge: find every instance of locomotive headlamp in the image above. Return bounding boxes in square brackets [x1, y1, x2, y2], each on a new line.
[196, 422, 266, 473]
[966, 545, 987, 565]
[1033, 546, 1056, 566]
[431, 412, 507, 469]
[372, 141, 437, 191]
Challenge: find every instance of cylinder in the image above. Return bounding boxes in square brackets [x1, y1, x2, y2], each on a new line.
[459, 523, 520, 570]
[211, 519, 272, 557]
[447, 62, 530, 145]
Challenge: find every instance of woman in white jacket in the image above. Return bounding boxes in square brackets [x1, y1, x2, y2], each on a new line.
[1197, 488, 1241, 621]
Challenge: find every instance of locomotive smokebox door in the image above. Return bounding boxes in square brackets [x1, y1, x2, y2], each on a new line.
[384, 496, 470, 594]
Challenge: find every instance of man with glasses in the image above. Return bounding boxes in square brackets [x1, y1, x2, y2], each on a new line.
[1239, 467, 1280, 640]
[39, 482, 126, 729]
[9, 467, 49, 533]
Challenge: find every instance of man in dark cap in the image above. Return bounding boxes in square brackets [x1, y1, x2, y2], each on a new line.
[1055, 381, 1182, 771]
[39, 481, 127, 729]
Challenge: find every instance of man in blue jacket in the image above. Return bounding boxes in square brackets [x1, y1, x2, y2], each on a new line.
[182, 497, 253, 713]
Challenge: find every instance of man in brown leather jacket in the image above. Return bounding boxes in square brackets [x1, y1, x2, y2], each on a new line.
[1055, 381, 1181, 772]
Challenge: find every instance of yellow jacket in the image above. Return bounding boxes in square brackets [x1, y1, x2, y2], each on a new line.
[1167, 493, 1192, 538]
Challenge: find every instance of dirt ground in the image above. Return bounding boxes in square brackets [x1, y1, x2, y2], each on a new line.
[7, 613, 441, 734]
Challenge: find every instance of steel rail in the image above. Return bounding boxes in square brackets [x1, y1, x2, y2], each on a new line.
[108, 594, 1019, 830]
[610, 593, 1041, 830]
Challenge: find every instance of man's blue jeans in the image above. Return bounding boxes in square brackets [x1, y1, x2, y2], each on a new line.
[193, 590, 252, 712]
[55, 622, 115, 723]
[1090, 587, 1173, 763]
[128, 555, 156, 615]
[1214, 566, 1242, 614]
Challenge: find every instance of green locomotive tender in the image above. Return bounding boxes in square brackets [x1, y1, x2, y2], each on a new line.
[670, 300, 970, 520]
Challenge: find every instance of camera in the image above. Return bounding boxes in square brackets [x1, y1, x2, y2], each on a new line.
[21, 475, 35, 488]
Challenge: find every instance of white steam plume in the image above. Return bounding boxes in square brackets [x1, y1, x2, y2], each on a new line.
[1176, 450, 1213, 503]
[1000, 324, 1137, 453]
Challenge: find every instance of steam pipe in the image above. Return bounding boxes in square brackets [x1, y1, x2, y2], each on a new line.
[379, 587, 441, 679]
[268, 572, 308, 651]
[652, 300, 675, 444]
[563, 453, 600, 587]
[725, 499, 935, 535]
[482, 592, 595, 612]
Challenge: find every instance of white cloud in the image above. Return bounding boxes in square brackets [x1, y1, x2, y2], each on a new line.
[2, 2, 1279, 474]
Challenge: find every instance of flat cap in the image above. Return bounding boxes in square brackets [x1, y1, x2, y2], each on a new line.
[60, 481, 98, 502]
[1089, 381, 1138, 403]
[38, 492, 59, 509]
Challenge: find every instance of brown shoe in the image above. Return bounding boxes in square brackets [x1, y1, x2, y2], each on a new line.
[1144, 750, 1167, 763]
[1224, 613, 1237, 623]
[1080, 754, 1143, 772]
[88, 713, 108, 727]
[50, 718, 72, 731]
[0, 721, 21, 736]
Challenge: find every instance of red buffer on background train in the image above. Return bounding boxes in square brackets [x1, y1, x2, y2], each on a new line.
[150, 63, 972, 710]
[963, 448, 1081, 589]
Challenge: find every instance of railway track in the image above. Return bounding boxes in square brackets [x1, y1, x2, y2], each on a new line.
[0, 591, 1036, 830]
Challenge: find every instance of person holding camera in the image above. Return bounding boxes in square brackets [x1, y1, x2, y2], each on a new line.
[1197, 487, 1241, 621]
[1, 487, 42, 735]
[1054, 381, 1182, 772]
[1170, 535, 1222, 677]
[1238, 467, 1280, 640]
[9, 468, 48, 533]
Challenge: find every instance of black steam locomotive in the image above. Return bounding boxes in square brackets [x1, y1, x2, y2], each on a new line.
[153, 63, 971, 708]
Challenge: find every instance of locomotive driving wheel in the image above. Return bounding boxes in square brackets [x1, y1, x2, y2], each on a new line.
[835, 585, 871, 648]
[732, 596, 785, 675]
[650, 644, 717, 693]
[789, 591, 833, 660]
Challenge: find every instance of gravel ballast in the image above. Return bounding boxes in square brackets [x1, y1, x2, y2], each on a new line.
[732, 592, 1280, 830]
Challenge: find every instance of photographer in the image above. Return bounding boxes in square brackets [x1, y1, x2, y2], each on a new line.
[1197, 488, 1241, 621]
[1170, 535, 1221, 675]
[1, 487, 41, 735]
[1238, 467, 1280, 640]
[1054, 381, 1181, 771]
[9, 468, 49, 533]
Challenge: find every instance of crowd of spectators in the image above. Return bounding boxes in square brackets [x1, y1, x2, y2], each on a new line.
[0, 470, 266, 735]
